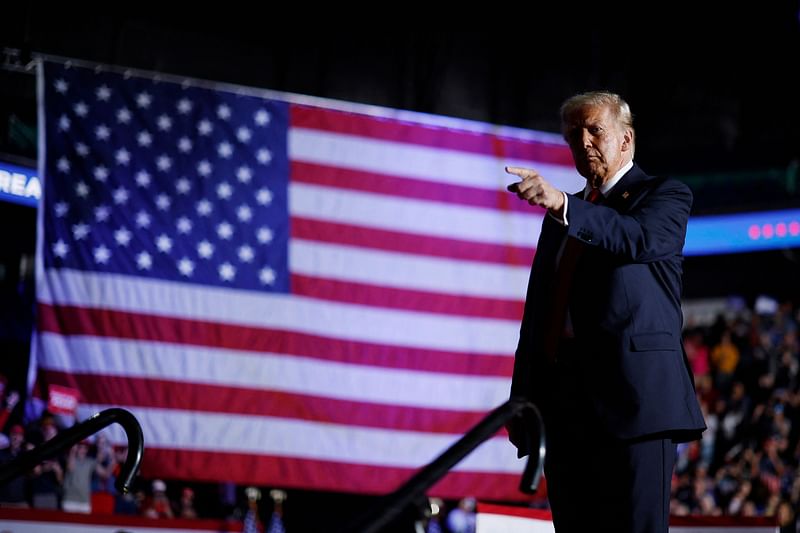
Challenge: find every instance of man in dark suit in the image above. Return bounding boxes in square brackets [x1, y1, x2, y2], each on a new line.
[506, 92, 706, 533]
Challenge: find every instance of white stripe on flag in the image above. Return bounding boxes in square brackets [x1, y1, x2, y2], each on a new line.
[289, 128, 583, 192]
[78, 404, 525, 473]
[290, 240, 530, 299]
[39, 269, 520, 354]
[289, 182, 543, 247]
[39, 334, 510, 411]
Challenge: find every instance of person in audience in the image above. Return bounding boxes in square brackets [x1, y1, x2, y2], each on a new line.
[142, 479, 174, 519]
[30, 417, 63, 509]
[0, 425, 28, 507]
[178, 487, 197, 519]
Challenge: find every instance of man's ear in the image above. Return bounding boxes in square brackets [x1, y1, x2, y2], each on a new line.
[621, 128, 633, 152]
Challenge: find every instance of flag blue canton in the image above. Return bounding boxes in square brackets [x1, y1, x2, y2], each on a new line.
[43, 62, 290, 293]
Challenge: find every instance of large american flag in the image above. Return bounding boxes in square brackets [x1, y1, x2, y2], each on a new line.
[34, 59, 580, 500]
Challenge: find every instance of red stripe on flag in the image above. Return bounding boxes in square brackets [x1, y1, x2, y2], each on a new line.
[43, 370, 494, 435]
[290, 105, 574, 166]
[38, 304, 513, 377]
[141, 448, 535, 501]
[292, 161, 543, 215]
[292, 216, 535, 267]
[291, 274, 523, 321]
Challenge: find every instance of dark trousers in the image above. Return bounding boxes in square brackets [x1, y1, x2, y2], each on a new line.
[543, 347, 677, 533]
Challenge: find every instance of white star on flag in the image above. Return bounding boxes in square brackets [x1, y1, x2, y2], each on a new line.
[155, 194, 172, 211]
[52, 240, 70, 258]
[216, 221, 234, 240]
[178, 137, 193, 153]
[259, 267, 276, 285]
[254, 109, 270, 126]
[197, 240, 214, 259]
[237, 127, 252, 143]
[75, 181, 90, 198]
[115, 148, 131, 165]
[157, 114, 173, 131]
[135, 170, 152, 187]
[93, 166, 109, 182]
[217, 182, 233, 200]
[135, 211, 152, 228]
[136, 251, 153, 270]
[72, 223, 90, 240]
[93, 245, 111, 264]
[196, 199, 213, 216]
[96, 85, 111, 101]
[197, 160, 212, 177]
[197, 119, 213, 136]
[114, 227, 132, 246]
[136, 91, 153, 108]
[237, 205, 253, 222]
[256, 188, 273, 206]
[74, 102, 89, 116]
[218, 142, 233, 158]
[94, 206, 110, 222]
[176, 217, 193, 234]
[156, 234, 173, 253]
[218, 262, 236, 281]
[256, 148, 272, 165]
[117, 107, 132, 124]
[236, 166, 253, 183]
[217, 104, 231, 120]
[256, 227, 273, 244]
[156, 155, 172, 172]
[112, 187, 130, 205]
[237, 245, 255, 263]
[137, 131, 153, 147]
[95, 125, 110, 140]
[54, 79, 68, 93]
[177, 257, 195, 277]
[176, 178, 192, 194]
[177, 98, 193, 114]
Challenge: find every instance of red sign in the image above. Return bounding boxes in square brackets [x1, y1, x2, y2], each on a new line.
[48, 384, 80, 415]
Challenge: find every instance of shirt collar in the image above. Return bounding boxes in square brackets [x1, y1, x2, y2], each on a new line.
[584, 160, 634, 198]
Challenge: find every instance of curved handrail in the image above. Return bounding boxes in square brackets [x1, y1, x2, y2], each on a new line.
[340, 397, 545, 533]
[0, 408, 144, 493]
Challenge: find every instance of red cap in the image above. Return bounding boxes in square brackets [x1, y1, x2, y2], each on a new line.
[9, 425, 24, 435]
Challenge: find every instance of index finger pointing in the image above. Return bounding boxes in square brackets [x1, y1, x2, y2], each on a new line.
[505, 166, 536, 179]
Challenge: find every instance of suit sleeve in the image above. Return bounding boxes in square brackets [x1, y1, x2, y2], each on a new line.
[565, 179, 692, 263]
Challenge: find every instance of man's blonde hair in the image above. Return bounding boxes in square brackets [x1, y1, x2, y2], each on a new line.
[560, 91, 635, 152]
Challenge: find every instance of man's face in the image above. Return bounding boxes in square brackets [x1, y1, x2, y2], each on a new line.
[563, 104, 632, 188]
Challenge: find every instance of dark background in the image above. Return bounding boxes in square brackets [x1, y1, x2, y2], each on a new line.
[1, 6, 799, 530]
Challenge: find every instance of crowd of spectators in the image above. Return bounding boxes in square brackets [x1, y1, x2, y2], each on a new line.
[673, 298, 799, 531]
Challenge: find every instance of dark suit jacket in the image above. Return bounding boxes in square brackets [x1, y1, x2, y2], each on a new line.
[511, 164, 706, 443]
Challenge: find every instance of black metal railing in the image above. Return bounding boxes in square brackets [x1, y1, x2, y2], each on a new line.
[340, 397, 545, 533]
[0, 408, 144, 494]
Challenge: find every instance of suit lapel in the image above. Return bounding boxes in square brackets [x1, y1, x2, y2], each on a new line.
[603, 164, 650, 213]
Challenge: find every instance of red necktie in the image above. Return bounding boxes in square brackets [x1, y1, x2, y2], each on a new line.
[542, 188, 602, 362]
